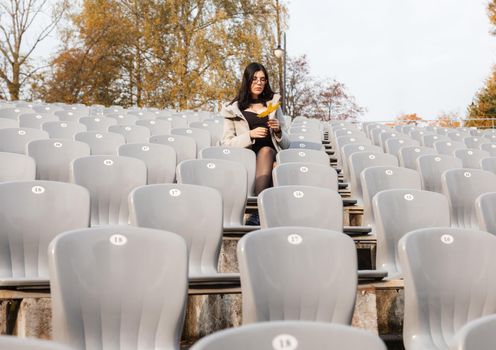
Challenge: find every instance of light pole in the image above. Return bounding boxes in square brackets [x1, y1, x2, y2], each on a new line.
[274, 0, 287, 114]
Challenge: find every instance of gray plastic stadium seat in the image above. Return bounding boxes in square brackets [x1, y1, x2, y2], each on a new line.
[0, 152, 35, 182]
[258, 186, 343, 230]
[71, 156, 147, 225]
[150, 134, 197, 164]
[463, 136, 490, 149]
[0, 128, 49, 154]
[78, 116, 117, 132]
[0, 117, 18, 129]
[42, 121, 87, 139]
[172, 127, 211, 154]
[238, 227, 357, 324]
[454, 148, 490, 169]
[0, 336, 74, 350]
[410, 130, 435, 144]
[450, 314, 496, 350]
[105, 113, 138, 125]
[28, 139, 90, 182]
[417, 154, 463, 193]
[361, 166, 422, 228]
[108, 125, 151, 143]
[379, 131, 404, 151]
[200, 147, 256, 196]
[74, 131, 125, 155]
[480, 156, 496, 175]
[399, 228, 496, 350]
[49, 226, 187, 350]
[136, 118, 171, 136]
[422, 134, 449, 148]
[335, 135, 372, 165]
[370, 127, 391, 146]
[54, 110, 85, 122]
[399, 145, 437, 169]
[433, 140, 466, 155]
[189, 120, 223, 146]
[349, 152, 398, 205]
[177, 159, 247, 228]
[480, 142, 496, 156]
[19, 113, 58, 129]
[0, 181, 89, 286]
[289, 131, 322, 144]
[158, 115, 188, 128]
[385, 137, 420, 157]
[288, 141, 323, 150]
[341, 144, 383, 180]
[0, 107, 30, 120]
[130, 183, 230, 279]
[276, 149, 329, 166]
[119, 143, 176, 184]
[442, 169, 496, 229]
[448, 130, 471, 142]
[273, 162, 338, 191]
[373, 189, 450, 279]
[475, 192, 496, 235]
[190, 321, 386, 350]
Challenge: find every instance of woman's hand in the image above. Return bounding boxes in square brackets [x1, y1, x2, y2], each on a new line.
[250, 127, 268, 139]
[267, 119, 281, 133]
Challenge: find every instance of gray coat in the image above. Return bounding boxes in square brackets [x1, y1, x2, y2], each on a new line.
[220, 94, 290, 151]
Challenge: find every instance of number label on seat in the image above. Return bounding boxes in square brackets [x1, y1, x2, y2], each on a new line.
[404, 194, 414, 201]
[272, 334, 298, 350]
[169, 189, 181, 197]
[206, 163, 216, 169]
[142, 146, 150, 151]
[104, 159, 114, 166]
[293, 191, 304, 198]
[441, 234, 454, 245]
[222, 149, 231, 155]
[299, 166, 308, 173]
[109, 234, 127, 246]
[32, 186, 45, 194]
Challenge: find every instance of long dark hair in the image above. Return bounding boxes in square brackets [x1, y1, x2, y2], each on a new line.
[231, 62, 275, 111]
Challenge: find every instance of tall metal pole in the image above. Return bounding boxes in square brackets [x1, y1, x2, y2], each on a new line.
[283, 32, 287, 115]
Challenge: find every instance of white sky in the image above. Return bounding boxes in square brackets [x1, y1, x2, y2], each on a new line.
[286, 0, 496, 121]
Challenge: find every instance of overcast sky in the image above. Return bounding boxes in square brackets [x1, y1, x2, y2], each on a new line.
[286, 0, 496, 121]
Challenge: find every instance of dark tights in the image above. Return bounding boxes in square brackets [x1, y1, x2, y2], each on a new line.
[255, 146, 276, 195]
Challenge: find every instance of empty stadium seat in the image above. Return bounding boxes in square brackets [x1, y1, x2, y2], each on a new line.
[105, 113, 138, 125]
[78, 116, 117, 132]
[463, 136, 491, 149]
[373, 189, 450, 278]
[172, 127, 211, 154]
[19, 113, 58, 129]
[421, 134, 449, 148]
[0, 336, 74, 350]
[273, 162, 338, 191]
[0, 128, 49, 154]
[108, 125, 151, 143]
[71, 156, 147, 225]
[75, 131, 125, 155]
[28, 139, 91, 182]
[384, 137, 419, 157]
[417, 154, 463, 193]
[0, 181, 89, 286]
[442, 169, 496, 229]
[0, 152, 35, 182]
[288, 140, 324, 150]
[177, 159, 247, 228]
[451, 314, 496, 350]
[136, 118, 172, 136]
[0, 117, 18, 129]
[399, 228, 496, 350]
[480, 142, 496, 156]
[361, 166, 422, 228]
[237, 227, 357, 324]
[258, 185, 343, 231]
[150, 134, 197, 164]
[454, 148, 490, 169]
[341, 144, 383, 180]
[189, 120, 223, 146]
[448, 130, 471, 142]
[475, 192, 496, 235]
[433, 140, 466, 155]
[190, 321, 386, 350]
[276, 149, 329, 166]
[398, 145, 437, 169]
[42, 121, 87, 139]
[49, 226, 187, 350]
[118, 143, 176, 184]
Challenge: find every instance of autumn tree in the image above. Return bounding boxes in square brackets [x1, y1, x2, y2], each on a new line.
[434, 111, 461, 128]
[395, 113, 424, 126]
[466, 65, 496, 128]
[0, 0, 68, 100]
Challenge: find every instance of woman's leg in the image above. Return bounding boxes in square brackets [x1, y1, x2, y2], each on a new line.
[255, 146, 276, 195]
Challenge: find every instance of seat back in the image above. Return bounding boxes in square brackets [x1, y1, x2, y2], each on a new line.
[19, 113, 58, 129]
[288, 141, 323, 150]
[28, 139, 90, 182]
[200, 147, 256, 196]
[119, 143, 176, 184]
[276, 149, 329, 166]
[384, 137, 419, 157]
[238, 227, 357, 324]
[463, 136, 490, 149]
[433, 140, 466, 155]
[399, 228, 496, 350]
[0, 336, 74, 350]
[75, 131, 125, 155]
[454, 148, 490, 169]
[417, 154, 463, 193]
[475, 192, 496, 235]
[0, 152, 35, 182]
[71, 156, 147, 225]
[421, 134, 449, 148]
[150, 134, 196, 164]
[190, 321, 386, 350]
[108, 125, 151, 143]
[448, 130, 471, 142]
[78, 116, 117, 132]
[273, 162, 338, 191]
[373, 189, 450, 278]
[480, 142, 496, 156]
[398, 145, 437, 169]
[177, 159, 247, 227]
[0, 181, 89, 279]
[349, 152, 398, 204]
[0, 128, 49, 154]
[452, 314, 496, 350]
[335, 135, 372, 165]
[172, 127, 211, 155]
[442, 169, 496, 229]
[341, 144, 382, 180]
[258, 185, 343, 231]
[361, 166, 422, 228]
[42, 121, 87, 139]
[189, 120, 223, 146]
[136, 119, 171, 136]
[130, 184, 222, 277]
[0, 117, 18, 129]
[49, 226, 187, 350]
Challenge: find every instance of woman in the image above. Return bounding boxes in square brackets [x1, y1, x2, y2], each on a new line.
[221, 62, 289, 225]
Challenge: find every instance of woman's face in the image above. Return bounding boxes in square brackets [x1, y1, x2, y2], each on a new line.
[250, 70, 267, 98]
